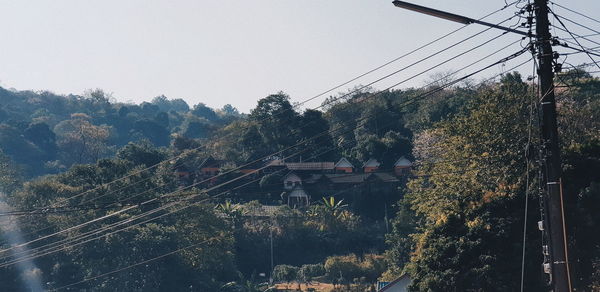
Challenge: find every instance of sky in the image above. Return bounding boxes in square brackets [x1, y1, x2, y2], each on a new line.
[0, 0, 598, 113]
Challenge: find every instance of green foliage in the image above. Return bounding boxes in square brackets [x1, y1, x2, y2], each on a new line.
[55, 113, 112, 165]
[0, 150, 22, 194]
[321, 196, 348, 216]
[325, 90, 412, 166]
[191, 103, 219, 121]
[0, 69, 598, 291]
[116, 141, 167, 167]
[0, 87, 228, 178]
[151, 95, 190, 113]
[299, 263, 325, 283]
[272, 265, 298, 283]
[384, 73, 544, 291]
[324, 254, 386, 284]
[180, 114, 215, 139]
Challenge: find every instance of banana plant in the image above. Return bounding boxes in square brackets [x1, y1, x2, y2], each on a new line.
[322, 196, 348, 216]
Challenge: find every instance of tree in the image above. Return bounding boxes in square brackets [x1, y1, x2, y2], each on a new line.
[24, 122, 57, 160]
[54, 113, 111, 165]
[180, 115, 215, 139]
[249, 93, 300, 155]
[192, 103, 219, 121]
[386, 73, 544, 291]
[0, 150, 22, 194]
[299, 264, 325, 284]
[272, 265, 299, 284]
[221, 104, 240, 116]
[151, 95, 190, 113]
[298, 109, 335, 161]
[131, 118, 170, 146]
[0, 123, 46, 175]
[324, 255, 362, 285]
[116, 141, 167, 167]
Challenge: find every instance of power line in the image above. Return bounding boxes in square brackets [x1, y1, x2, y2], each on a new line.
[559, 32, 600, 41]
[48, 237, 217, 291]
[550, 1, 600, 26]
[521, 46, 537, 292]
[0, 41, 524, 221]
[550, 8, 600, 70]
[25, 54, 535, 290]
[9, 3, 523, 238]
[5, 22, 524, 254]
[554, 13, 600, 36]
[552, 25, 600, 47]
[556, 43, 600, 58]
[1, 7, 531, 261]
[0, 51, 532, 270]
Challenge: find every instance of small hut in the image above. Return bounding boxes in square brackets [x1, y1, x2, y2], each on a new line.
[394, 157, 412, 176]
[334, 157, 354, 173]
[287, 186, 309, 208]
[362, 158, 381, 173]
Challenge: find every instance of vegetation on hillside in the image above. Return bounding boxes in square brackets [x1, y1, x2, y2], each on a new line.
[0, 69, 598, 290]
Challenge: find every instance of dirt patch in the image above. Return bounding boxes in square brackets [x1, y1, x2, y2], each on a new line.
[273, 282, 336, 291]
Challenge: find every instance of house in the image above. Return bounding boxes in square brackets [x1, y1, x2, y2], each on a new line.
[283, 172, 303, 190]
[239, 160, 262, 177]
[287, 185, 310, 207]
[322, 172, 399, 185]
[174, 164, 191, 180]
[363, 158, 381, 173]
[334, 158, 354, 173]
[377, 274, 411, 292]
[285, 161, 335, 172]
[394, 157, 412, 176]
[198, 156, 226, 186]
[199, 156, 222, 177]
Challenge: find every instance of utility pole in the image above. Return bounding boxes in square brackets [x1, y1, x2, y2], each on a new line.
[533, 0, 571, 290]
[269, 218, 274, 285]
[391, 1, 572, 290]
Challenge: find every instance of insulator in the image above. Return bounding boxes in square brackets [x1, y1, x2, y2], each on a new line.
[543, 263, 552, 274]
[543, 245, 549, 256]
[554, 63, 563, 73]
[538, 220, 544, 231]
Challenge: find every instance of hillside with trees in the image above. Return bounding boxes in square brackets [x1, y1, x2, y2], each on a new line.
[0, 69, 598, 291]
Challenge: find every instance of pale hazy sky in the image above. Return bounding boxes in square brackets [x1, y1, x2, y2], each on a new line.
[0, 0, 597, 112]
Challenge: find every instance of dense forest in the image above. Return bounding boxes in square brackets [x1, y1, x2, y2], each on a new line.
[0, 69, 598, 291]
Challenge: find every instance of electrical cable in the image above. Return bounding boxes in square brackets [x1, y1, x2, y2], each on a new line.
[48, 237, 218, 291]
[0, 8, 528, 258]
[41, 56, 536, 291]
[556, 44, 600, 58]
[9, 6, 525, 243]
[520, 44, 537, 292]
[549, 1, 600, 26]
[4, 22, 525, 253]
[554, 13, 600, 36]
[552, 25, 600, 47]
[550, 9, 600, 70]
[11, 1, 522, 217]
[0, 51, 532, 269]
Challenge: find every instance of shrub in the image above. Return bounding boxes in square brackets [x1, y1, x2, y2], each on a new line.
[299, 264, 325, 283]
[272, 264, 299, 283]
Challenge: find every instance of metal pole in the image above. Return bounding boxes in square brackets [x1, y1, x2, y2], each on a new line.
[269, 221, 274, 285]
[533, 0, 572, 290]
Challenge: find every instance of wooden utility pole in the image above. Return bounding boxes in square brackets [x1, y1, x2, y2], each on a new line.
[533, 0, 571, 290]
